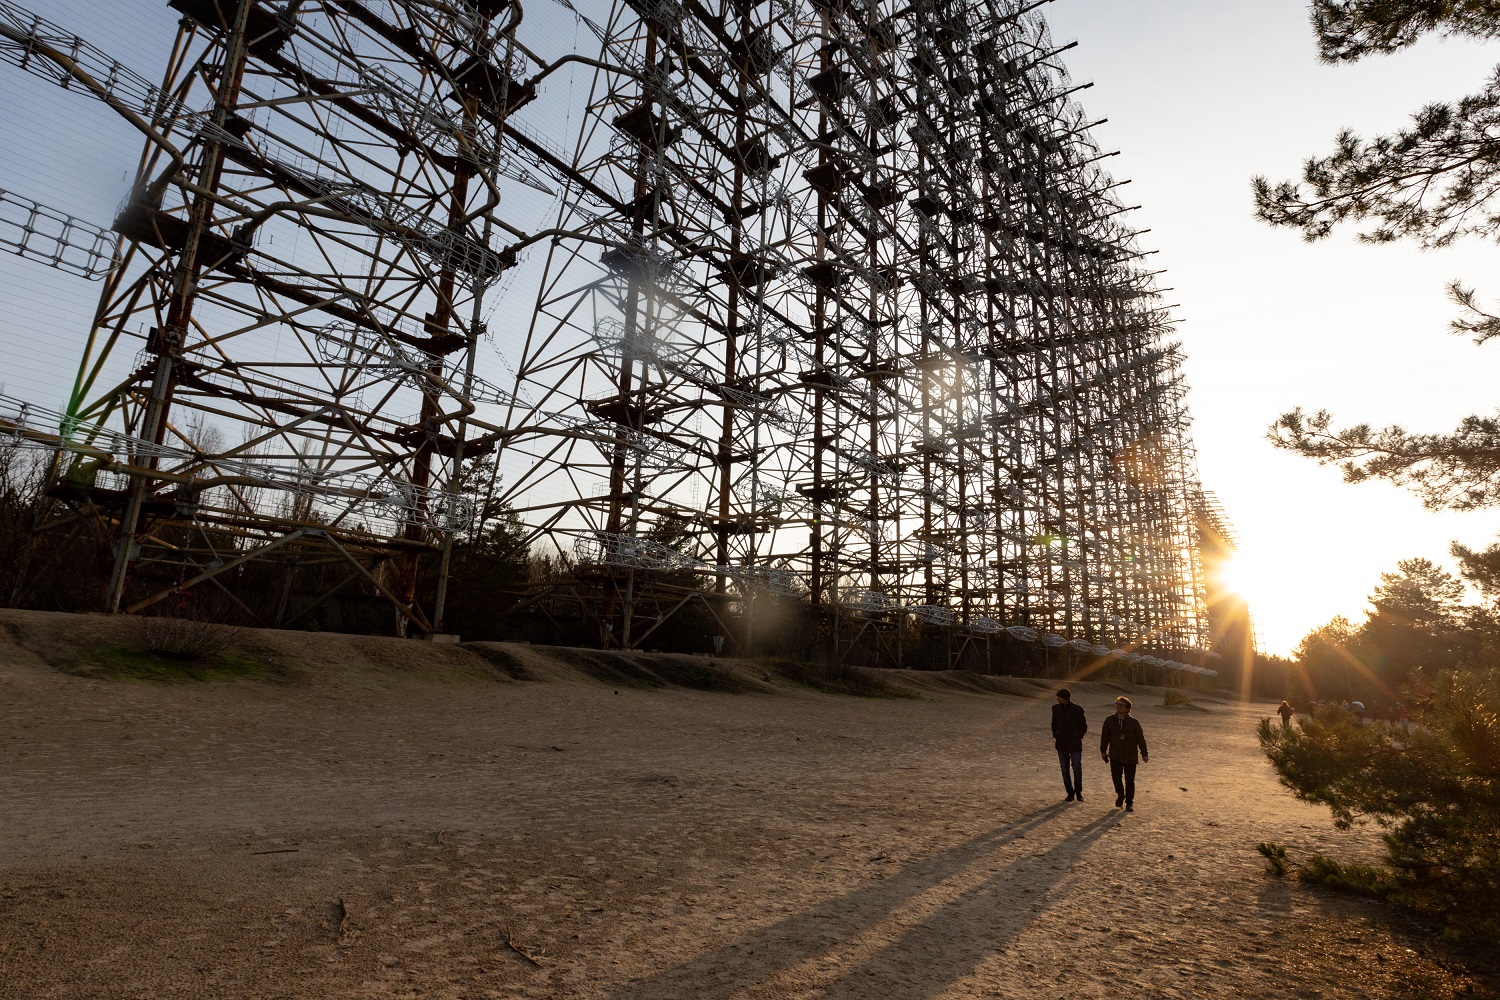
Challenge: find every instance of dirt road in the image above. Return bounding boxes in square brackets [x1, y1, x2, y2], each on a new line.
[0, 611, 1488, 998]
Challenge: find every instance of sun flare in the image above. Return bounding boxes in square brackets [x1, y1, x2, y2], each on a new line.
[1214, 549, 1279, 611]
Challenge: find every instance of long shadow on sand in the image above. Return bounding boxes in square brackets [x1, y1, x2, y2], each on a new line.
[606, 802, 1107, 999]
[816, 810, 1121, 998]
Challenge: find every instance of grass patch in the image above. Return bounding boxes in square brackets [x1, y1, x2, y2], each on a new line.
[71, 644, 285, 683]
[546, 647, 758, 692]
[771, 657, 917, 698]
[14, 617, 288, 684]
[1162, 688, 1193, 708]
[548, 648, 666, 688]
[1254, 843, 1394, 897]
[1296, 853, 1396, 898]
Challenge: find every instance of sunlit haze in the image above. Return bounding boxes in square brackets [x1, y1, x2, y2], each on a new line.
[1046, 0, 1500, 654]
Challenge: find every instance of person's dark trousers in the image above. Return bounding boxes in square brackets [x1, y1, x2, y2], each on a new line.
[1110, 759, 1137, 805]
[1058, 749, 1082, 798]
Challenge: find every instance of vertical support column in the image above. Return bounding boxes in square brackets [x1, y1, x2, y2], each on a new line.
[105, 0, 254, 613]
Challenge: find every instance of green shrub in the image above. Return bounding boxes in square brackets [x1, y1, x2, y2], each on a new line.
[1162, 688, 1193, 707]
[1258, 668, 1500, 949]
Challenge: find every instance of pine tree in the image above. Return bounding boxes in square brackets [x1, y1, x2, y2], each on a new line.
[1256, 3, 1500, 494]
[1293, 614, 1359, 699]
[1362, 559, 1470, 685]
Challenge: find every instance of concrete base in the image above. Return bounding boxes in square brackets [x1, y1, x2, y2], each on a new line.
[419, 633, 461, 644]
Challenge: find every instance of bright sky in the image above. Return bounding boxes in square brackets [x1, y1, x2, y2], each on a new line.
[1044, 0, 1500, 654]
[2, 0, 1497, 655]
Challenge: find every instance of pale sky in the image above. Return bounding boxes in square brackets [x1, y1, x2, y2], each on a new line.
[1044, 0, 1500, 654]
[3, 0, 1498, 655]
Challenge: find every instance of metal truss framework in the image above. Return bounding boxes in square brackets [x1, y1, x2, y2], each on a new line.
[503, 0, 1222, 669]
[0, 0, 1228, 671]
[2, 0, 531, 630]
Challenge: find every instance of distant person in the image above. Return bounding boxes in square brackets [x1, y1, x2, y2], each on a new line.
[1051, 688, 1088, 802]
[1351, 700, 1365, 722]
[1101, 695, 1149, 811]
[1277, 700, 1293, 728]
[1397, 701, 1410, 730]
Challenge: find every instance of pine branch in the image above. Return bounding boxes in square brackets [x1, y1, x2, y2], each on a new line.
[1312, 1, 1500, 62]
[1252, 71, 1500, 247]
[1451, 539, 1500, 601]
[1269, 408, 1500, 510]
[1447, 279, 1500, 343]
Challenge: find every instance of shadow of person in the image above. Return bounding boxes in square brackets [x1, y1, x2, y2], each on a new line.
[604, 801, 1073, 1000]
[815, 810, 1122, 999]
[1254, 875, 1294, 917]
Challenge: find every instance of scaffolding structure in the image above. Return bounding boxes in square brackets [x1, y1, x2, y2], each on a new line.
[500, 0, 1219, 668]
[2, 0, 532, 631]
[0, 0, 1226, 671]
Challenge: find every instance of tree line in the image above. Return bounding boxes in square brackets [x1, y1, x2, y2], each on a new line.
[1287, 554, 1500, 708]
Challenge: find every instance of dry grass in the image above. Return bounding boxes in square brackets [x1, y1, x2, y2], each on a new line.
[770, 657, 918, 698]
[129, 616, 239, 661]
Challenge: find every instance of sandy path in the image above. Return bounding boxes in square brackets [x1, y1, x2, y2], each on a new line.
[0, 616, 1489, 999]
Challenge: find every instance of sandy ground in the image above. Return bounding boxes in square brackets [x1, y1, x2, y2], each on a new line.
[0, 609, 1492, 1000]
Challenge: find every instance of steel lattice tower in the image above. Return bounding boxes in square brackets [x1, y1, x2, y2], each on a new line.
[497, 0, 1219, 670]
[3, 0, 533, 631]
[1, 0, 1226, 676]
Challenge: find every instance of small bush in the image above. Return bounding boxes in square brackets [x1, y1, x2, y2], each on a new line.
[465, 644, 533, 680]
[772, 657, 916, 698]
[130, 616, 238, 661]
[1295, 853, 1395, 898]
[1162, 688, 1193, 707]
[1256, 841, 1289, 877]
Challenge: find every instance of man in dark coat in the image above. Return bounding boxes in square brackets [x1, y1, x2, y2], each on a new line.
[1100, 695, 1148, 811]
[1051, 688, 1088, 802]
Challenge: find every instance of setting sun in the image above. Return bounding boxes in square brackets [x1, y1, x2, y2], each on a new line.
[1212, 548, 1300, 651]
[1215, 549, 1276, 608]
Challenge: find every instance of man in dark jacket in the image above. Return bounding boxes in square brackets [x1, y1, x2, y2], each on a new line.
[1100, 695, 1148, 811]
[1051, 688, 1088, 802]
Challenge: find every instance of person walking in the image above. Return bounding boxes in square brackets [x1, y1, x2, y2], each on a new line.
[1277, 700, 1293, 728]
[1100, 695, 1148, 811]
[1051, 688, 1088, 802]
